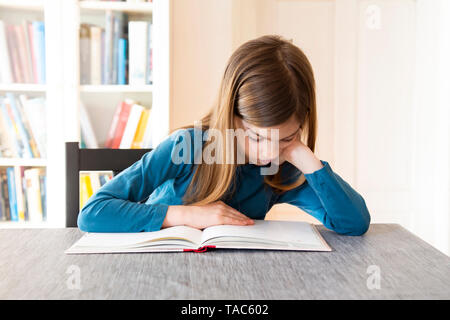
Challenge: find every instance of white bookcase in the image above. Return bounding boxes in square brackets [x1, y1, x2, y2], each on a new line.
[0, 0, 170, 228]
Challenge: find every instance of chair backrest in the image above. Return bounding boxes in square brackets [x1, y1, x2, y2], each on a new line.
[65, 142, 152, 227]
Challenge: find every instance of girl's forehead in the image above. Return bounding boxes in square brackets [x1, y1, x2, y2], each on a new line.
[240, 116, 301, 140]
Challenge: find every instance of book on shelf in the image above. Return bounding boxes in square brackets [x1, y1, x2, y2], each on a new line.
[102, 99, 152, 149]
[79, 171, 112, 209]
[0, 166, 46, 222]
[65, 220, 332, 254]
[0, 19, 46, 84]
[80, 11, 154, 85]
[128, 20, 152, 85]
[79, 101, 99, 148]
[0, 94, 46, 159]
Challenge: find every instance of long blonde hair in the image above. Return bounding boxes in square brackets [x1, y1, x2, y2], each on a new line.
[173, 35, 317, 206]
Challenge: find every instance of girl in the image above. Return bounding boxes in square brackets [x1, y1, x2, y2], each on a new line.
[78, 35, 371, 236]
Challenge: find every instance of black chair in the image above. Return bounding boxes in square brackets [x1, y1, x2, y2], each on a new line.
[65, 142, 152, 227]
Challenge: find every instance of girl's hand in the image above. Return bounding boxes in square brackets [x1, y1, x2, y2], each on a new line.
[163, 201, 254, 230]
[276, 140, 324, 174]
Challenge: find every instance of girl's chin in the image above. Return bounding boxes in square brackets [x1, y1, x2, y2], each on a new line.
[255, 159, 271, 166]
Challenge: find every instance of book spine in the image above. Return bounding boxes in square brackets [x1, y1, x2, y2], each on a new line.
[15, 96, 40, 158]
[101, 29, 105, 84]
[39, 172, 46, 221]
[110, 100, 132, 149]
[131, 108, 149, 149]
[6, 93, 33, 158]
[128, 21, 148, 85]
[21, 21, 34, 84]
[0, 99, 19, 157]
[112, 13, 124, 84]
[117, 38, 127, 85]
[141, 107, 153, 148]
[24, 168, 43, 222]
[14, 166, 25, 221]
[0, 169, 6, 220]
[19, 95, 45, 158]
[13, 25, 28, 83]
[3, 99, 26, 157]
[6, 24, 21, 83]
[147, 22, 152, 84]
[79, 174, 93, 209]
[104, 101, 122, 148]
[32, 21, 46, 84]
[79, 101, 98, 148]
[0, 21, 12, 83]
[6, 167, 18, 221]
[119, 103, 143, 149]
[104, 11, 114, 84]
[79, 24, 91, 85]
[26, 21, 38, 84]
[90, 26, 102, 85]
[0, 170, 11, 220]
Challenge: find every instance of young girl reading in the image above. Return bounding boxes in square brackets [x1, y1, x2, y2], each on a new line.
[78, 35, 371, 236]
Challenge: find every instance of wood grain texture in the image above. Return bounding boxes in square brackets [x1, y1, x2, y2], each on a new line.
[0, 224, 448, 299]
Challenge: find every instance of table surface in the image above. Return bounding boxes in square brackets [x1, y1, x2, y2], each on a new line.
[0, 224, 449, 299]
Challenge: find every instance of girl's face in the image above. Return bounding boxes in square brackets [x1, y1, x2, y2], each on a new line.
[234, 115, 302, 166]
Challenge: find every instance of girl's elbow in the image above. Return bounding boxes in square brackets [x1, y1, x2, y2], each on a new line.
[77, 207, 92, 232]
[348, 207, 371, 236]
[330, 208, 371, 236]
[77, 202, 102, 232]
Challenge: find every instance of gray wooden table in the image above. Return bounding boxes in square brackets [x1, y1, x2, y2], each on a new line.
[0, 224, 449, 299]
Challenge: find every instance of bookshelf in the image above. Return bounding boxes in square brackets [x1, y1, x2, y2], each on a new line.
[0, 0, 170, 227]
[0, 0, 65, 228]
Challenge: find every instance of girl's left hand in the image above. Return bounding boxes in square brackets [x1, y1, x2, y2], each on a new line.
[275, 140, 324, 174]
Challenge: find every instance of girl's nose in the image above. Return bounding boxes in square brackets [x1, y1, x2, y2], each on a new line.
[259, 139, 280, 160]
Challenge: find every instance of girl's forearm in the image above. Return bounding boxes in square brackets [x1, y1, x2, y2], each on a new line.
[161, 205, 186, 228]
[289, 144, 324, 174]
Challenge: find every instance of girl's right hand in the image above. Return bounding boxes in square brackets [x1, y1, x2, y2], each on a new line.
[163, 201, 254, 230]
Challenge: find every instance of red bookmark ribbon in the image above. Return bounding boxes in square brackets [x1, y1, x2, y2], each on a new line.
[183, 245, 216, 253]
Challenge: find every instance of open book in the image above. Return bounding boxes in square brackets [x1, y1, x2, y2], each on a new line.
[65, 220, 332, 254]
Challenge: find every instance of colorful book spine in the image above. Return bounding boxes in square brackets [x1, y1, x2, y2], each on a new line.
[80, 174, 93, 210]
[119, 103, 143, 149]
[32, 21, 46, 84]
[0, 169, 11, 220]
[3, 99, 26, 158]
[24, 168, 43, 222]
[131, 108, 150, 149]
[110, 100, 133, 149]
[14, 166, 25, 221]
[6, 93, 33, 158]
[6, 167, 18, 221]
[39, 172, 46, 221]
[118, 38, 127, 85]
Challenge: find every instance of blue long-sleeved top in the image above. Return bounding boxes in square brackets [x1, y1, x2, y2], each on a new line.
[78, 128, 371, 235]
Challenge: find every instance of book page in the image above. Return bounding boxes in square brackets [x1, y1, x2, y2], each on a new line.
[71, 225, 203, 249]
[200, 220, 324, 247]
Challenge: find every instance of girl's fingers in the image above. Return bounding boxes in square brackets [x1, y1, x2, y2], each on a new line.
[223, 214, 254, 225]
[224, 215, 249, 225]
[225, 206, 253, 221]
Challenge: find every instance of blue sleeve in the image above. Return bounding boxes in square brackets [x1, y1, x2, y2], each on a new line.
[77, 129, 195, 232]
[275, 160, 371, 236]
